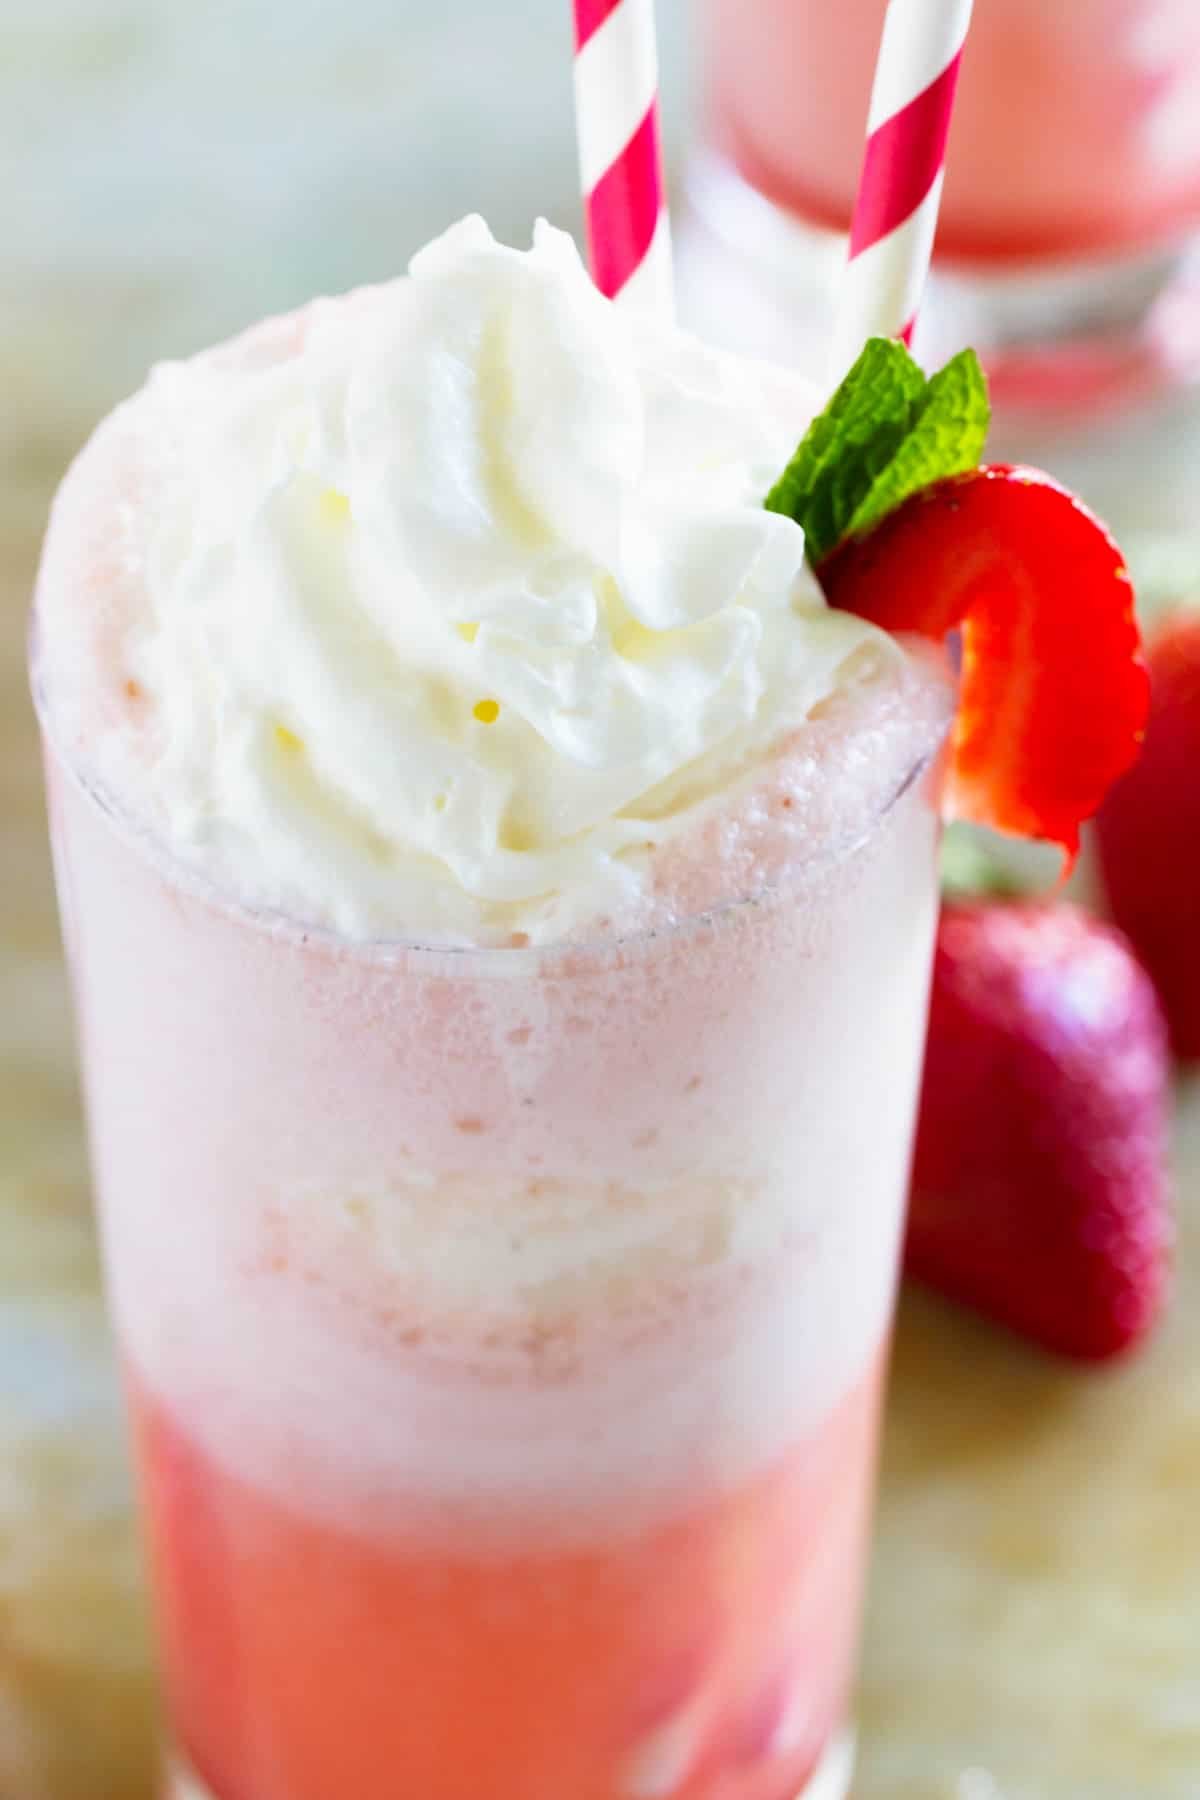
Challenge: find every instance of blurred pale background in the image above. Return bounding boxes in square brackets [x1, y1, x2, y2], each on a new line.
[2, 6, 1198, 1800]
[0, 0, 693, 517]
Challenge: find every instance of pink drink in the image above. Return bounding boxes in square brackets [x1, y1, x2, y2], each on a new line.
[707, 0, 1200, 266]
[34, 223, 952, 1799]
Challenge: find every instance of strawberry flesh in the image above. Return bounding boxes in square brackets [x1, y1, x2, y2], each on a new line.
[1096, 609, 1200, 1060]
[907, 902, 1172, 1361]
[817, 464, 1148, 864]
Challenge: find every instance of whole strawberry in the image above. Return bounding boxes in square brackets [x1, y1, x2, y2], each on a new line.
[906, 902, 1172, 1360]
[1096, 608, 1200, 1060]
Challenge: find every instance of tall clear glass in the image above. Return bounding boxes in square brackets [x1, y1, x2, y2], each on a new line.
[35, 643, 946, 1799]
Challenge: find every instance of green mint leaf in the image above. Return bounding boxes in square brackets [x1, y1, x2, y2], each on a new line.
[848, 348, 990, 539]
[764, 339, 925, 565]
[765, 339, 990, 565]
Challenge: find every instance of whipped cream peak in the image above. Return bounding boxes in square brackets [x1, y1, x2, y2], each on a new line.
[42, 217, 901, 942]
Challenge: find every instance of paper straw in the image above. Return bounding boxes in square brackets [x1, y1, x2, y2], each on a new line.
[831, 0, 975, 374]
[572, 0, 673, 314]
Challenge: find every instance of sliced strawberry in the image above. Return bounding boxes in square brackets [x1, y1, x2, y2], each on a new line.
[817, 464, 1148, 863]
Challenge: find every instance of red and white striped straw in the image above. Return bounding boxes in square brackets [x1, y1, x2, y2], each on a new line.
[572, 0, 673, 314]
[831, 0, 975, 374]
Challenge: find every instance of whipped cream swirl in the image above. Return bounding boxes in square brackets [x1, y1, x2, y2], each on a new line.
[87, 218, 895, 941]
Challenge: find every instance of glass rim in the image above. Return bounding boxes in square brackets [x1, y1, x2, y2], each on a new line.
[31, 620, 946, 978]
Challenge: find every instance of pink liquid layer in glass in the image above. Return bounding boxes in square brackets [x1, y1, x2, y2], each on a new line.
[134, 1355, 883, 1800]
[706, 0, 1200, 265]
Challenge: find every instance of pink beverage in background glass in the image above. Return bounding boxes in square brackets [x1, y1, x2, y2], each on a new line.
[684, 0, 1200, 529]
[707, 0, 1200, 267]
[32, 219, 952, 1800]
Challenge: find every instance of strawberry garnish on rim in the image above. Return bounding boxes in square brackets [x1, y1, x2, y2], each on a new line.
[764, 340, 1149, 862]
[817, 464, 1149, 864]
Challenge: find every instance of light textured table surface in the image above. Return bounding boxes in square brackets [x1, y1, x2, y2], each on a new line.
[2, 6, 1199, 1797]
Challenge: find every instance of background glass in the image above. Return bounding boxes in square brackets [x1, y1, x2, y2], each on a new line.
[679, 0, 1200, 580]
